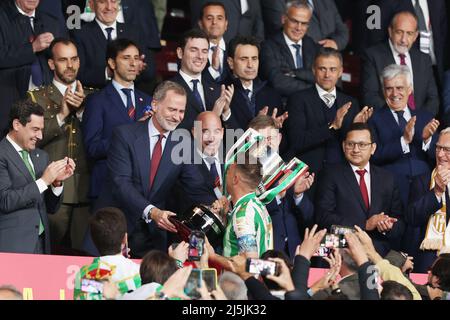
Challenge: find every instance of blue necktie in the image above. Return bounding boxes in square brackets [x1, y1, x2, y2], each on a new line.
[121, 88, 136, 119]
[28, 16, 43, 86]
[210, 46, 223, 74]
[395, 110, 407, 133]
[292, 44, 303, 69]
[105, 27, 113, 42]
[244, 88, 256, 116]
[191, 79, 205, 110]
[206, 156, 220, 187]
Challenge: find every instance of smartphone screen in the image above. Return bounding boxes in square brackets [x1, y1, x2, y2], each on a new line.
[188, 231, 205, 261]
[201, 268, 217, 292]
[246, 258, 278, 276]
[184, 269, 202, 299]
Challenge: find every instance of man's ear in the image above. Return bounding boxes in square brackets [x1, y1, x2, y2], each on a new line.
[48, 58, 55, 71]
[107, 58, 115, 71]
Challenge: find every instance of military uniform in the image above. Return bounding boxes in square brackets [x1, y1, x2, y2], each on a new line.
[28, 84, 95, 251]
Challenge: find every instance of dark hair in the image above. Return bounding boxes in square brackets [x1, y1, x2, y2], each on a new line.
[381, 281, 413, 300]
[234, 152, 262, 190]
[9, 100, 44, 130]
[200, 1, 227, 19]
[431, 256, 450, 291]
[49, 38, 77, 59]
[106, 38, 140, 62]
[260, 250, 293, 290]
[227, 35, 260, 58]
[90, 207, 127, 256]
[178, 29, 209, 51]
[345, 122, 374, 143]
[314, 47, 343, 67]
[248, 115, 277, 131]
[139, 250, 178, 285]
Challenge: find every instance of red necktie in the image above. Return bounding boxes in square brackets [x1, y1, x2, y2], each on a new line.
[398, 54, 416, 110]
[150, 134, 164, 188]
[356, 169, 369, 210]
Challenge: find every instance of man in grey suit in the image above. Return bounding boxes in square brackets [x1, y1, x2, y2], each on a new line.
[260, 0, 319, 100]
[0, 100, 75, 254]
[361, 11, 439, 116]
[190, 0, 264, 42]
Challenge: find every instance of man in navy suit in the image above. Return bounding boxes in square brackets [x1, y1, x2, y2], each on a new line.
[315, 123, 405, 256]
[283, 48, 369, 186]
[249, 115, 314, 259]
[82, 39, 152, 205]
[70, 0, 154, 91]
[224, 35, 285, 131]
[107, 81, 194, 257]
[171, 29, 234, 130]
[407, 128, 450, 272]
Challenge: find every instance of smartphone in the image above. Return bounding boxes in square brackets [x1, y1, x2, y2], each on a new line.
[314, 233, 347, 257]
[201, 268, 217, 292]
[81, 279, 103, 294]
[330, 225, 355, 236]
[184, 269, 202, 299]
[188, 230, 205, 261]
[245, 258, 280, 277]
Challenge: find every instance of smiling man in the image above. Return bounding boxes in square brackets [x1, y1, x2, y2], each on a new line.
[315, 122, 405, 257]
[26, 38, 95, 251]
[0, 100, 75, 254]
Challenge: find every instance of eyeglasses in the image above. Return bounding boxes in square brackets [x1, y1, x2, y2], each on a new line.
[286, 15, 309, 27]
[436, 144, 450, 154]
[344, 141, 373, 150]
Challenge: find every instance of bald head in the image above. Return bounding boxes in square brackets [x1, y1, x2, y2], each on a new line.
[0, 286, 22, 300]
[193, 111, 224, 156]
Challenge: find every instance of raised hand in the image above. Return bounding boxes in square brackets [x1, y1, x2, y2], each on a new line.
[403, 116, 416, 144]
[330, 102, 351, 129]
[295, 224, 327, 260]
[150, 208, 177, 233]
[353, 106, 374, 123]
[422, 118, 440, 142]
[293, 172, 314, 197]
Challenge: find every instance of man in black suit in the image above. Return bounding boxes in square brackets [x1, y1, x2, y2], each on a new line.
[283, 48, 368, 180]
[361, 11, 439, 116]
[259, 1, 320, 100]
[70, 0, 154, 91]
[225, 35, 284, 131]
[171, 29, 234, 130]
[406, 128, 450, 272]
[197, 2, 230, 83]
[190, 0, 264, 42]
[0, 0, 67, 136]
[107, 81, 195, 257]
[315, 123, 405, 256]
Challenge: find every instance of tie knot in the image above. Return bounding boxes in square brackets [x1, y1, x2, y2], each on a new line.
[395, 110, 405, 118]
[356, 169, 366, 177]
[322, 93, 335, 107]
[244, 88, 252, 97]
[20, 150, 29, 159]
[105, 27, 113, 34]
[121, 88, 133, 97]
[210, 45, 217, 51]
[191, 79, 199, 86]
[205, 156, 216, 165]
[292, 44, 301, 51]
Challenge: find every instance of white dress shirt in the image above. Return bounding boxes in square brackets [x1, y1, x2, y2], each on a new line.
[283, 33, 304, 69]
[179, 69, 206, 109]
[316, 84, 337, 107]
[350, 163, 371, 206]
[208, 38, 226, 80]
[389, 40, 415, 88]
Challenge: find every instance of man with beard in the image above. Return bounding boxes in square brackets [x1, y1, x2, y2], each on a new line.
[27, 38, 94, 252]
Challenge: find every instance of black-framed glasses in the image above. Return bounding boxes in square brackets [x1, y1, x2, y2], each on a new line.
[344, 141, 373, 150]
[436, 144, 450, 154]
[286, 15, 309, 27]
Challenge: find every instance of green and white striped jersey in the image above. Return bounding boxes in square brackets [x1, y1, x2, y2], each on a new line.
[223, 192, 273, 257]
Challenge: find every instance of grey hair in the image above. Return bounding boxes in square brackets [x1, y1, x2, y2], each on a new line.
[219, 271, 248, 300]
[380, 64, 412, 89]
[0, 285, 22, 300]
[285, 0, 312, 14]
[152, 80, 186, 102]
[340, 249, 358, 272]
[439, 127, 450, 138]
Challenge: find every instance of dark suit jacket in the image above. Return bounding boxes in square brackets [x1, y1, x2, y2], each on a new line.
[170, 72, 221, 130]
[315, 162, 405, 256]
[224, 76, 282, 130]
[190, 0, 264, 42]
[71, 20, 154, 89]
[306, 0, 349, 50]
[406, 173, 449, 272]
[260, 0, 285, 39]
[0, 138, 60, 254]
[283, 86, 360, 175]
[107, 121, 195, 255]
[81, 82, 151, 199]
[0, 0, 67, 135]
[266, 191, 314, 259]
[260, 32, 320, 98]
[361, 41, 439, 116]
[369, 106, 435, 205]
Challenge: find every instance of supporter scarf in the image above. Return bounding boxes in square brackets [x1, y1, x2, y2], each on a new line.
[420, 169, 450, 252]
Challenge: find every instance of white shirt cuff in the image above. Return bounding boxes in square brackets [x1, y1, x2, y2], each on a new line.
[143, 204, 155, 223]
[56, 114, 65, 127]
[275, 195, 282, 205]
[422, 138, 432, 151]
[221, 110, 231, 121]
[208, 66, 221, 80]
[293, 193, 304, 206]
[36, 178, 48, 194]
[400, 136, 410, 153]
[51, 184, 64, 196]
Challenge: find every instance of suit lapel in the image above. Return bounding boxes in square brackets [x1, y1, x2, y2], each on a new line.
[47, 84, 64, 106]
[409, 49, 421, 95]
[133, 122, 151, 196]
[382, 106, 403, 136]
[202, 78, 218, 111]
[134, 90, 148, 119]
[343, 163, 368, 213]
[29, 149, 45, 178]
[275, 33, 297, 69]
[175, 73, 204, 114]
[3, 139, 36, 183]
[312, 88, 329, 125]
[369, 166, 382, 214]
[105, 83, 133, 122]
